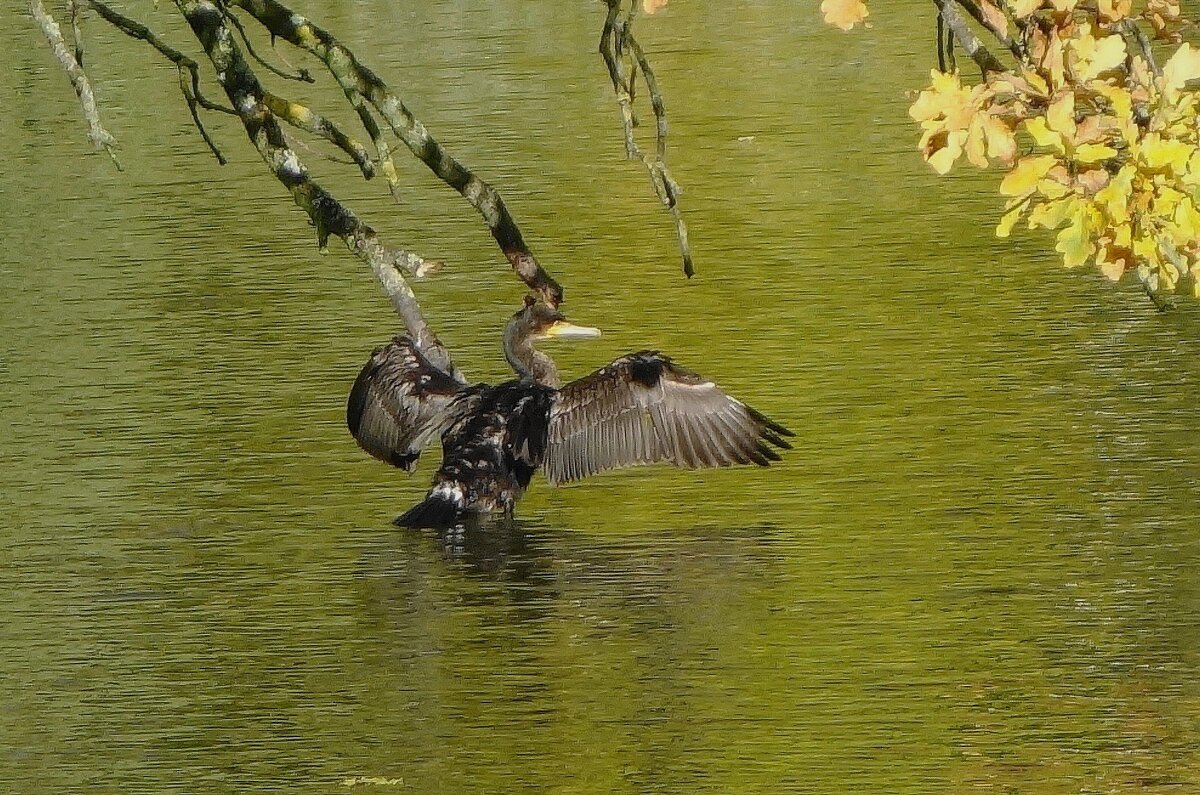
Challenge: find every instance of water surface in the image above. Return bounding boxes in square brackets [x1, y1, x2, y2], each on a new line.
[3, 2, 1200, 792]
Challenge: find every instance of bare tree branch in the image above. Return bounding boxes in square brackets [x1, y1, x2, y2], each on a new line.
[1121, 18, 1160, 76]
[219, 3, 313, 83]
[227, 0, 564, 306]
[30, 0, 121, 168]
[957, 0, 1024, 62]
[85, 0, 232, 164]
[933, 0, 1006, 77]
[262, 91, 375, 178]
[174, 0, 460, 378]
[599, 1, 637, 159]
[599, 0, 694, 277]
[67, 0, 84, 66]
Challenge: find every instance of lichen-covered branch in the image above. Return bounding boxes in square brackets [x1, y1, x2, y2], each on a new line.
[85, 0, 232, 164]
[67, 0, 84, 66]
[599, 2, 637, 159]
[933, 0, 1006, 76]
[30, 0, 120, 168]
[599, 0, 693, 277]
[219, 3, 313, 84]
[261, 92, 374, 178]
[174, 0, 460, 378]
[956, 0, 1024, 62]
[227, 0, 564, 306]
[1121, 18, 1160, 76]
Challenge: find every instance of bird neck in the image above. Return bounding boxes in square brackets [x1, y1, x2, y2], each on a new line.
[504, 324, 559, 387]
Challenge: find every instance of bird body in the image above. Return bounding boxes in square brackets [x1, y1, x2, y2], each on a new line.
[347, 300, 793, 528]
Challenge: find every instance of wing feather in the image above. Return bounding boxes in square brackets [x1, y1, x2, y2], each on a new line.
[346, 336, 467, 471]
[545, 352, 793, 485]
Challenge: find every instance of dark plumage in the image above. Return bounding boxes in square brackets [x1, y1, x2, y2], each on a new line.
[348, 298, 793, 527]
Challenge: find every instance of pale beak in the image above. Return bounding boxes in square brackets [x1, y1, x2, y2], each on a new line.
[541, 320, 602, 340]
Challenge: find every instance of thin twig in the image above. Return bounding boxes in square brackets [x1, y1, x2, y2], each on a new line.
[86, 0, 233, 164]
[599, 2, 638, 158]
[933, 0, 1005, 76]
[174, 0, 459, 377]
[263, 91, 375, 177]
[228, 0, 564, 305]
[1121, 18, 1160, 76]
[957, 0, 1023, 62]
[68, 0, 84, 66]
[1139, 274, 1175, 311]
[598, 0, 693, 277]
[29, 0, 121, 168]
[219, 3, 314, 83]
[937, 12, 946, 73]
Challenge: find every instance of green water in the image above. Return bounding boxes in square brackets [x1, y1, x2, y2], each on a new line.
[4, 2, 1200, 792]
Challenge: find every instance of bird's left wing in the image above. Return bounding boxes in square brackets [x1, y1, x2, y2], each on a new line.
[544, 352, 793, 485]
[346, 335, 467, 471]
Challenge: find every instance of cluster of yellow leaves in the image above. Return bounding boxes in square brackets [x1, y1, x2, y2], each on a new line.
[828, 0, 1200, 294]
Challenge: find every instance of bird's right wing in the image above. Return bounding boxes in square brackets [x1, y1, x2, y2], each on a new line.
[544, 351, 793, 485]
[346, 336, 467, 471]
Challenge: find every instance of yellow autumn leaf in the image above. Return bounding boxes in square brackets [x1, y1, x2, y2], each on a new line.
[1162, 43, 1200, 96]
[1076, 168, 1110, 195]
[1098, 254, 1127, 281]
[1072, 31, 1127, 82]
[821, 0, 869, 31]
[1173, 197, 1200, 238]
[1042, 29, 1067, 88]
[983, 115, 1017, 165]
[1037, 176, 1070, 200]
[1046, 93, 1076, 139]
[926, 129, 968, 174]
[909, 71, 973, 125]
[1111, 222, 1132, 248]
[1000, 155, 1057, 196]
[1183, 151, 1200, 187]
[1010, 0, 1042, 18]
[1020, 69, 1051, 97]
[1025, 117, 1065, 152]
[996, 201, 1028, 238]
[977, 0, 1008, 37]
[1055, 205, 1095, 267]
[1133, 233, 1160, 266]
[1095, 165, 1135, 224]
[965, 115, 990, 168]
[1098, 0, 1133, 22]
[1155, 185, 1186, 216]
[1074, 144, 1118, 163]
[1028, 195, 1079, 229]
[1140, 133, 1193, 172]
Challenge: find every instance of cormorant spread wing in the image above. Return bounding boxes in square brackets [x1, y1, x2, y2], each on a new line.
[544, 352, 793, 485]
[346, 336, 467, 472]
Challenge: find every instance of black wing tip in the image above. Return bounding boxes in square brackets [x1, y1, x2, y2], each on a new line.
[755, 442, 782, 463]
[762, 431, 793, 451]
[747, 406, 794, 439]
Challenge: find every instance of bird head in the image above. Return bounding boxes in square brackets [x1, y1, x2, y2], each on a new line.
[513, 294, 602, 341]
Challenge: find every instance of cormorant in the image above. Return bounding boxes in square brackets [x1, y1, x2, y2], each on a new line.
[347, 297, 793, 527]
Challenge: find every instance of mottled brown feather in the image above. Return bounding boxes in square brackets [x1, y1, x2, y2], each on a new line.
[346, 336, 467, 471]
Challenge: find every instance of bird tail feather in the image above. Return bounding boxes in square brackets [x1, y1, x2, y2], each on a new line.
[394, 488, 463, 529]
